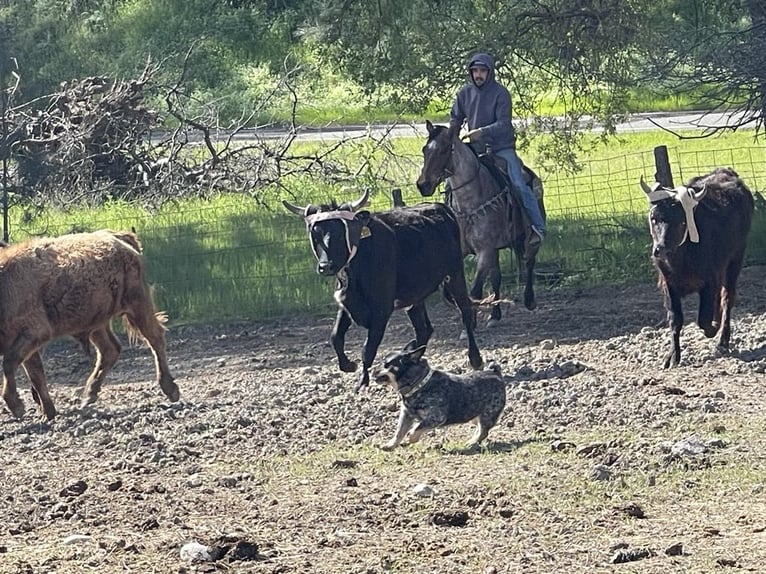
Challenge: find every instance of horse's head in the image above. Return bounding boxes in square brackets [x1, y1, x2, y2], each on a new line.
[416, 120, 458, 197]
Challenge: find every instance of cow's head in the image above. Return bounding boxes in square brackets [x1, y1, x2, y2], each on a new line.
[416, 121, 458, 197]
[283, 188, 371, 276]
[641, 176, 708, 260]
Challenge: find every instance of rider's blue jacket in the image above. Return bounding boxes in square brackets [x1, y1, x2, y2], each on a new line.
[449, 52, 516, 152]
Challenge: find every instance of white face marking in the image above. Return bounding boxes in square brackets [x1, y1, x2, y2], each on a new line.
[426, 140, 438, 151]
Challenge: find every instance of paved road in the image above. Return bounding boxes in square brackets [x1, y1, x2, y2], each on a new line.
[239, 109, 751, 142]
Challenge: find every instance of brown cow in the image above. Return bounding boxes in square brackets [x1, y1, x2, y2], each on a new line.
[0, 230, 179, 420]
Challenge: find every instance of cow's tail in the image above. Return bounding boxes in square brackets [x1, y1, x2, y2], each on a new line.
[122, 311, 168, 346]
[441, 281, 509, 309]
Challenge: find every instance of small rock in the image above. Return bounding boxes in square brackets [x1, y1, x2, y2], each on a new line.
[428, 510, 468, 527]
[551, 440, 576, 452]
[665, 542, 684, 556]
[671, 435, 707, 457]
[413, 483, 435, 497]
[590, 465, 612, 481]
[577, 442, 606, 457]
[611, 548, 653, 564]
[180, 541, 212, 562]
[62, 534, 92, 545]
[60, 481, 88, 498]
[613, 502, 645, 519]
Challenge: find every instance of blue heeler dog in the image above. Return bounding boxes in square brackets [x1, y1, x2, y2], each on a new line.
[374, 344, 506, 450]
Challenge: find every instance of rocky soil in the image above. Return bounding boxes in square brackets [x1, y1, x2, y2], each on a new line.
[2, 267, 766, 573]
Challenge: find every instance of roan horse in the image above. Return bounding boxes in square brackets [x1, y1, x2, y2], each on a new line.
[416, 120, 545, 325]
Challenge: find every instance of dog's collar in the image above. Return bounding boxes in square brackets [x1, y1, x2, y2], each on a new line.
[399, 369, 434, 398]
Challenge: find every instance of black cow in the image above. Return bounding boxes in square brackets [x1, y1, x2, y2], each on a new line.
[640, 167, 754, 368]
[283, 188, 483, 390]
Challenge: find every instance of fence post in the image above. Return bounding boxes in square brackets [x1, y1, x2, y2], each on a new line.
[653, 145, 674, 187]
[391, 188, 405, 208]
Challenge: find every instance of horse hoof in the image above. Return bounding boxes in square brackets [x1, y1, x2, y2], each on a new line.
[486, 318, 501, 329]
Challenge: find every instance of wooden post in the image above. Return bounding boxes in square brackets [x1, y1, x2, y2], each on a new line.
[391, 188, 405, 208]
[653, 145, 674, 187]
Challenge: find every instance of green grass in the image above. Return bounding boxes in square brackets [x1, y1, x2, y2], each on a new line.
[7, 127, 765, 325]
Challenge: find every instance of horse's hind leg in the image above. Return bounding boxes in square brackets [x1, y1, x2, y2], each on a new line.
[516, 243, 537, 311]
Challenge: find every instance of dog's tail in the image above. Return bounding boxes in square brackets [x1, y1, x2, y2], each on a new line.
[486, 360, 502, 376]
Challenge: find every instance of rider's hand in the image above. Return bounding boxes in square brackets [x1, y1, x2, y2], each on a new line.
[461, 128, 483, 142]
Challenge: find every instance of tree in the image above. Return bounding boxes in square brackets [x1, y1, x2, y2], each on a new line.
[638, 0, 766, 136]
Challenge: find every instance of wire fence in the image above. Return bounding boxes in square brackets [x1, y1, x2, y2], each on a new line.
[4, 143, 766, 325]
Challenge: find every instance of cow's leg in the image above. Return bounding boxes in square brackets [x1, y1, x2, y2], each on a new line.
[21, 351, 56, 421]
[124, 304, 179, 403]
[81, 326, 121, 407]
[2, 335, 41, 419]
[444, 273, 484, 370]
[698, 282, 719, 338]
[718, 257, 744, 350]
[357, 312, 391, 391]
[405, 303, 433, 349]
[331, 308, 357, 373]
[664, 286, 684, 368]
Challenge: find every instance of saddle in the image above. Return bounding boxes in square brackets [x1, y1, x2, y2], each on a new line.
[469, 144, 546, 260]
[475, 146, 543, 202]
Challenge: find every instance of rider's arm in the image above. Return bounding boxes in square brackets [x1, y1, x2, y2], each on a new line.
[478, 88, 512, 139]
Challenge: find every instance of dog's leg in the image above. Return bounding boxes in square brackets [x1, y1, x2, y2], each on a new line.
[382, 408, 416, 451]
[406, 410, 447, 445]
[467, 419, 490, 447]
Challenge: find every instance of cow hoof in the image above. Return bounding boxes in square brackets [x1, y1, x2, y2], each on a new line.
[43, 404, 57, 421]
[6, 397, 25, 420]
[162, 383, 181, 403]
[80, 395, 98, 409]
[340, 360, 358, 373]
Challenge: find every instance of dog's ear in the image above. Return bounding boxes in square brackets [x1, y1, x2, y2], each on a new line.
[406, 345, 427, 362]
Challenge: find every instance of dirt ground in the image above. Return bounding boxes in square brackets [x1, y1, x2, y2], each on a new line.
[2, 266, 766, 573]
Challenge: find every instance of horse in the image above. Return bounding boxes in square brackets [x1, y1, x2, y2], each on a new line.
[416, 120, 545, 326]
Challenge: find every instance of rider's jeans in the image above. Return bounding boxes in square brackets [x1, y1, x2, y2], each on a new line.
[495, 148, 546, 234]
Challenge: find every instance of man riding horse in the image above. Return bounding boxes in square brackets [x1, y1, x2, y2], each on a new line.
[449, 52, 545, 253]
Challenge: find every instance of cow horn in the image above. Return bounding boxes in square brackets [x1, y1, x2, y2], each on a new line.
[282, 199, 307, 216]
[690, 183, 708, 202]
[349, 188, 370, 211]
[639, 175, 653, 195]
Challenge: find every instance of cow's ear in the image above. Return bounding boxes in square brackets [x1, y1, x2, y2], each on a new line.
[355, 210, 371, 226]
